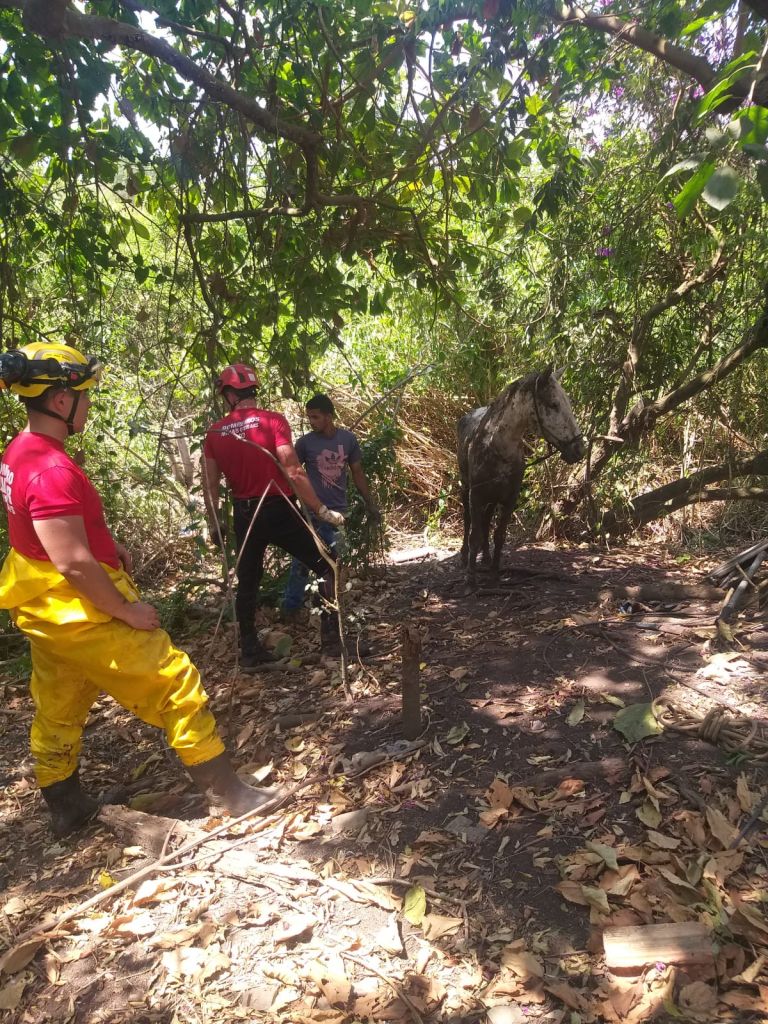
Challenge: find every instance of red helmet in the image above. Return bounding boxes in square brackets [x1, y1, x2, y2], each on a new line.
[214, 363, 260, 394]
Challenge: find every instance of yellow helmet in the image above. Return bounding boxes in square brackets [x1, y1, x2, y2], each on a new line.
[0, 343, 102, 398]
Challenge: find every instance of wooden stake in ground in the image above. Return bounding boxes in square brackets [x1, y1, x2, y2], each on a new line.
[401, 625, 422, 740]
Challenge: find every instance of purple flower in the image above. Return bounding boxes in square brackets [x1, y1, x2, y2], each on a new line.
[692, 84, 705, 99]
[612, 85, 625, 99]
[601, 224, 613, 236]
[595, 246, 615, 258]
[655, 961, 666, 972]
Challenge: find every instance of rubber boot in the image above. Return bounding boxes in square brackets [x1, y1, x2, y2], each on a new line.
[240, 631, 277, 672]
[40, 771, 126, 839]
[186, 752, 278, 816]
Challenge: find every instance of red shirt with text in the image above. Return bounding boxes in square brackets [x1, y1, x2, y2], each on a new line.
[0, 432, 120, 568]
[204, 407, 294, 499]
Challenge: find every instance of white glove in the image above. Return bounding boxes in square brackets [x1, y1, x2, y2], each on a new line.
[317, 505, 345, 527]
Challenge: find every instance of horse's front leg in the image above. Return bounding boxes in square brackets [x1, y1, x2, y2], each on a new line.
[467, 492, 488, 586]
[491, 502, 516, 576]
[492, 475, 523, 576]
[480, 502, 494, 564]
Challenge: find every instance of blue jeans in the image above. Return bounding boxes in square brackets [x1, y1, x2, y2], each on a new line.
[282, 519, 338, 611]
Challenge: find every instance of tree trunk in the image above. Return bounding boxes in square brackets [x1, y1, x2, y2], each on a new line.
[556, 287, 768, 524]
[602, 449, 768, 531]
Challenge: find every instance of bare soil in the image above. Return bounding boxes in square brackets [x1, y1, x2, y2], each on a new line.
[1, 539, 767, 1023]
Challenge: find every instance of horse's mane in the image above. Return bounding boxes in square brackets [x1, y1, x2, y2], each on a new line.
[486, 371, 539, 417]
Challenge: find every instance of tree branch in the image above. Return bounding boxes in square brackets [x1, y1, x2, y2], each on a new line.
[0, 0, 320, 151]
[553, 3, 724, 91]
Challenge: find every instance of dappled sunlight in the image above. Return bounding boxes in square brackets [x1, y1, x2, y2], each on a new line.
[2, 540, 767, 1020]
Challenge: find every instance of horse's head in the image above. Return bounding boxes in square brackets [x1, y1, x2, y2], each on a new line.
[533, 367, 586, 464]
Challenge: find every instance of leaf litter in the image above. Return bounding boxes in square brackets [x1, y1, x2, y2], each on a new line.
[1, 541, 768, 1021]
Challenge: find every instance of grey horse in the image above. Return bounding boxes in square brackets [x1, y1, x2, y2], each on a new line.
[457, 368, 585, 582]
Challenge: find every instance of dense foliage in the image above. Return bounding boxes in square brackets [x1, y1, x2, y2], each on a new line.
[2, 0, 768, 562]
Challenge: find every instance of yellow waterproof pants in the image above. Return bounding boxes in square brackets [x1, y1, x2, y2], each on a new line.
[0, 550, 224, 787]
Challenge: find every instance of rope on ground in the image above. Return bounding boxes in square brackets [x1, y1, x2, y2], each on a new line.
[656, 701, 768, 761]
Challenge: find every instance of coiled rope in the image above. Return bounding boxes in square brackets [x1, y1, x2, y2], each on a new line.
[656, 701, 768, 760]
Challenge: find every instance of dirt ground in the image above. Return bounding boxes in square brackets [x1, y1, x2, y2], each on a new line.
[1, 537, 768, 1023]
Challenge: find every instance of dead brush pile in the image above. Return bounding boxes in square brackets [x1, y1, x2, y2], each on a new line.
[333, 386, 466, 522]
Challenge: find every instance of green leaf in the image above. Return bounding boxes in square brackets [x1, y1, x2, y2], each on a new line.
[702, 165, 740, 210]
[402, 884, 426, 925]
[681, 14, 717, 36]
[663, 156, 704, 179]
[613, 702, 664, 743]
[673, 160, 715, 217]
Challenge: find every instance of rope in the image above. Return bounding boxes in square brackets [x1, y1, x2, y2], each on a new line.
[656, 701, 768, 761]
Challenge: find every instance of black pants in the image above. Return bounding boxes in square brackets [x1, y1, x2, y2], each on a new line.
[233, 495, 333, 644]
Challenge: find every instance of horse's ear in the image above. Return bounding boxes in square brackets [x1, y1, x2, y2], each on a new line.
[542, 364, 553, 379]
[554, 366, 566, 380]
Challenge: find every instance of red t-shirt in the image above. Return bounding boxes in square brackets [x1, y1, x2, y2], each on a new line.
[203, 407, 294, 499]
[0, 432, 120, 569]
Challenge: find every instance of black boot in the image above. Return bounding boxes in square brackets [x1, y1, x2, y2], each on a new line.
[240, 632, 277, 672]
[40, 771, 109, 838]
[186, 753, 278, 816]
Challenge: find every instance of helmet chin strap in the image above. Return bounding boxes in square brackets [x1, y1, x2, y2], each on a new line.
[29, 390, 81, 436]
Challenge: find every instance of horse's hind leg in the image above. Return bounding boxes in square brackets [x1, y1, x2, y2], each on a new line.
[480, 502, 494, 564]
[491, 502, 516, 576]
[466, 492, 487, 586]
[460, 484, 470, 566]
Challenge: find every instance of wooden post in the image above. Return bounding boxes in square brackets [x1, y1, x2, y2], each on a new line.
[401, 625, 422, 740]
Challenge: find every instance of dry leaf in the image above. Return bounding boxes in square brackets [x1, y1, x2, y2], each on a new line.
[421, 913, 462, 940]
[678, 981, 717, 1018]
[556, 881, 589, 905]
[732, 954, 765, 985]
[132, 877, 177, 906]
[646, 831, 680, 850]
[736, 774, 755, 813]
[236, 720, 255, 749]
[309, 955, 351, 1008]
[636, 800, 661, 829]
[109, 912, 157, 938]
[600, 864, 640, 897]
[151, 921, 217, 950]
[0, 935, 47, 975]
[479, 807, 508, 828]
[501, 948, 544, 979]
[703, 849, 743, 885]
[0, 978, 26, 1010]
[706, 805, 737, 849]
[487, 779, 514, 810]
[545, 980, 589, 1012]
[275, 913, 315, 944]
[1, 897, 25, 917]
[586, 840, 619, 871]
[374, 915, 404, 956]
[582, 886, 610, 915]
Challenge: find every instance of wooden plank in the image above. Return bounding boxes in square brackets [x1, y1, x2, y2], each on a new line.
[603, 922, 714, 970]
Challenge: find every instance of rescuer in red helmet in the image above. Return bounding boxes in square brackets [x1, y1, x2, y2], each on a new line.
[203, 364, 344, 669]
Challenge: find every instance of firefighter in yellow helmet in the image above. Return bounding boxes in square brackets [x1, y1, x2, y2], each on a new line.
[0, 343, 274, 837]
